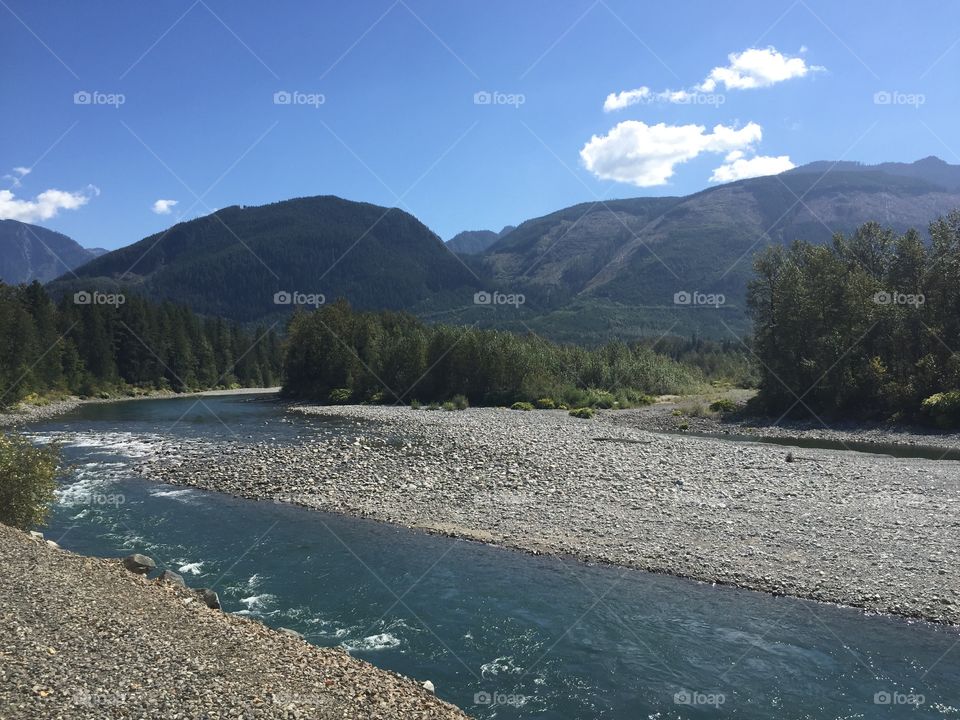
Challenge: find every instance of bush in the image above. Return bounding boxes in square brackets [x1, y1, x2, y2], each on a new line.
[568, 407, 595, 419]
[410, 399, 422, 410]
[535, 398, 556, 409]
[451, 394, 469, 410]
[328, 388, 352, 404]
[0, 433, 60, 530]
[441, 401, 456, 411]
[425, 402, 441, 411]
[511, 401, 534, 411]
[367, 391, 386, 404]
[709, 398, 738, 413]
[921, 391, 960, 428]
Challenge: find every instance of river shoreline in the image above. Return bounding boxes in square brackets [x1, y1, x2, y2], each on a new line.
[0, 387, 280, 428]
[135, 402, 960, 627]
[0, 523, 466, 719]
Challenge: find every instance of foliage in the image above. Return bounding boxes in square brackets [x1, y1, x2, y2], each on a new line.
[535, 397, 556, 409]
[410, 399, 422, 410]
[0, 432, 60, 529]
[0, 282, 282, 407]
[328, 388, 352, 404]
[450, 394, 469, 410]
[511, 401, 534, 411]
[441, 401, 456, 411]
[921, 391, 960, 428]
[748, 212, 960, 424]
[709, 398, 738, 413]
[568, 407, 594, 419]
[283, 300, 701, 406]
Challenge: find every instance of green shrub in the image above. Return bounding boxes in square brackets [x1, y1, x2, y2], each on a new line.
[709, 398, 738, 413]
[442, 401, 456, 411]
[678, 421, 689, 430]
[410, 399, 422, 410]
[511, 401, 534, 411]
[367, 391, 386, 404]
[535, 398, 556, 409]
[568, 407, 595, 419]
[328, 388, 352, 404]
[921, 391, 960, 428]
[0, 433, 60, 530]
[451, 394, 469, 410]
[425, 402, 441, 411]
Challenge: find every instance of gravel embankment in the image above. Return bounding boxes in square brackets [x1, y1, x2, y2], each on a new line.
[0, 399, 82, 428]
[140, 405, 960, 626]
[615, 400, 960, 451]
[0, 523, 468, 719]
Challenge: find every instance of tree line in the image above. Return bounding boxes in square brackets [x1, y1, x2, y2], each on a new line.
[283, 299, 704, 407]
[0, 282, 282, 408]
[748, 211, 960, 426]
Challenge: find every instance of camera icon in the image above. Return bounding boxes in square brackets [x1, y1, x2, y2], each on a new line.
[874, 691, 892, 705]
[674, 689, 692, 705]
[74, 90, 92, 105]
[473, 691, 492, 705]
[73, 291, 92, 305]
[673, 291, 692, 305]
[873, 291, 891, 305]
[273, 90, 292, 105]
[273, 290, 292, 305]
[474, 291, 492, 305]
[474, 91, 492, 105]
[873, 90, 892, 105]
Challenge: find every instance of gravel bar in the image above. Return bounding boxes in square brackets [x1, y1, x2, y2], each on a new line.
[0, 524, 468, 719]
[138, 404, 960, 626]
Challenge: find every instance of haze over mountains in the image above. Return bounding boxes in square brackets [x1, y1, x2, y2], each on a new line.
[20, 157, 960, 340]
[0, 220, 105, 284]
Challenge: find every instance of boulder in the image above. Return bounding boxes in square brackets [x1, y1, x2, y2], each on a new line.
[277, 627, 303, 640]
[29, 531, 44, 542]
[195, 588, 221, 610]
[122, 554, 156, 574]
[159, 570, 186, 587]
[422, 680, 435, 693]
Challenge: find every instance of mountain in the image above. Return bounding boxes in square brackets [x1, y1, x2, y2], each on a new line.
[446, 225, 515, 254]
[464, 157, 960, 340]
[0, 220, 104, 284]
[50, 196, 482, 323]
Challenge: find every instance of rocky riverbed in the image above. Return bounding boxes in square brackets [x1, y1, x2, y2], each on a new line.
[615, 398, 960, 451]
[138, 404, 960, 626]
[0, 523, 467, 719]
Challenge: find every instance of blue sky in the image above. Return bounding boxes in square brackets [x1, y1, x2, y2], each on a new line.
[1, 0, 958, 249]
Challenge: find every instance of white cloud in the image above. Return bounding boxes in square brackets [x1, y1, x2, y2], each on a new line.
[604, 46, 821, 111]
[580, 121, 763, 187]
[603, 87, 650, 112]
[710, 151, 795, 182]
[3, 166, 32, 188]
[697, 47, 821, 92]
[152, 199, 179, 215]
[0, 185, 99, 223]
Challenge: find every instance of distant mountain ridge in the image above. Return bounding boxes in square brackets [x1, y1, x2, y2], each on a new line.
[0, 220, 105, 284]
[446, 225, 515, 254]
[50, 195, 482, 323]
[45, 157, 960, 341]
